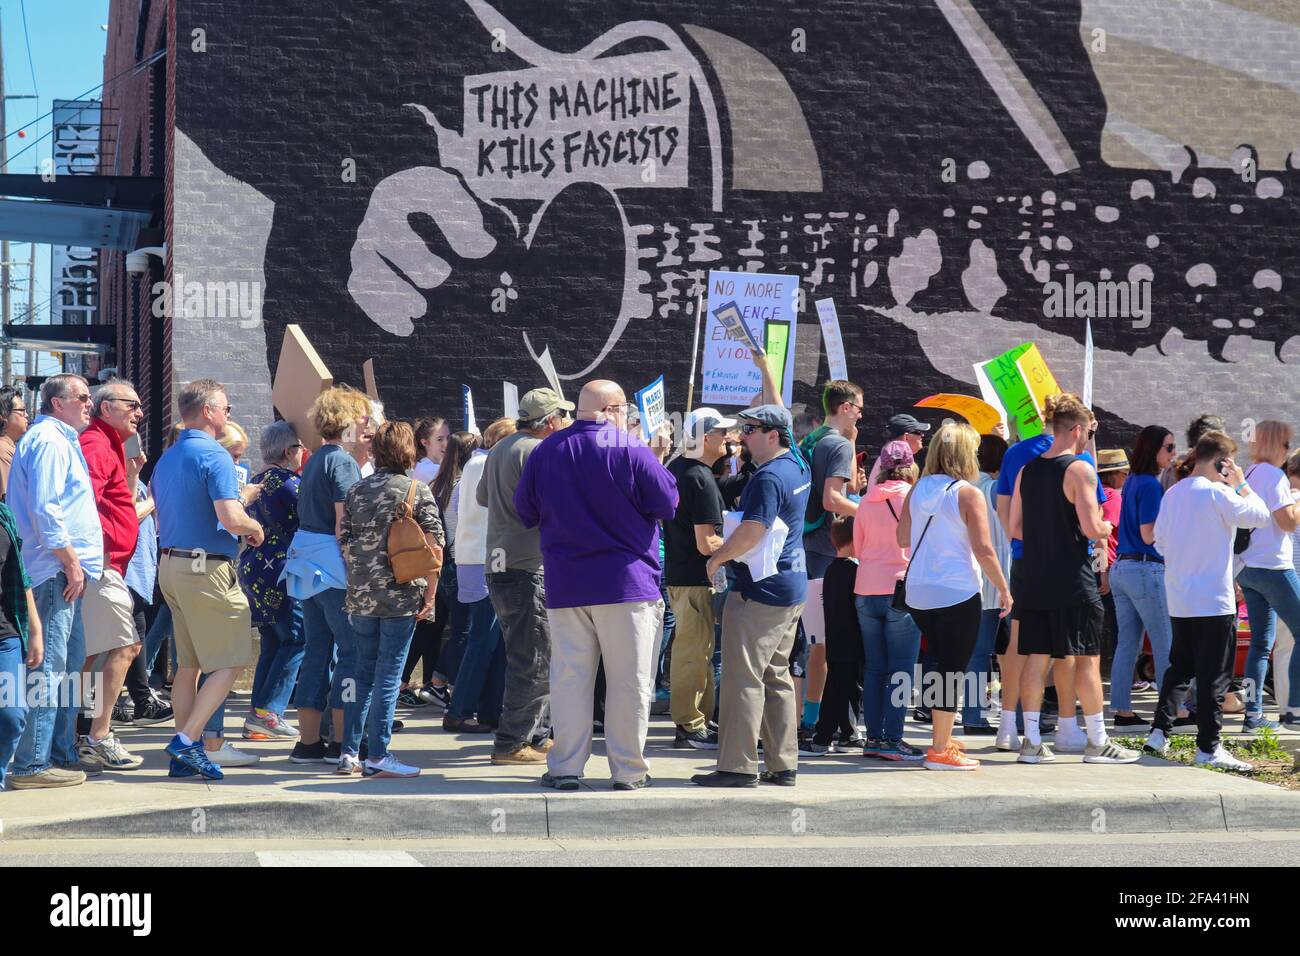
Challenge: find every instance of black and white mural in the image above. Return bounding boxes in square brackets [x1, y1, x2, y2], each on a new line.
[173, 0, 1300, 454]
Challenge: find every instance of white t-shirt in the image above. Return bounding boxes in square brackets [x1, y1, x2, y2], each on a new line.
[412, 457, 440, 486]
[1240, 463, 1294, 569]
[1154, 475, 1271, 617]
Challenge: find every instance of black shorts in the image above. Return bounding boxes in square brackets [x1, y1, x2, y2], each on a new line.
[1008, 558, 1024, 621]
[993, 614, 1012, 655]
[1017, 600, 1104, 659]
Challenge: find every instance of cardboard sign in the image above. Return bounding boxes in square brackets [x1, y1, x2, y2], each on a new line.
[915, 394, 1004, 435]
[503, 381, 519, 421]
[362, 359, 379, 400]
[634, 375, 666, 442]
[700, 269, 799, 406]
[271, 324, 333, 450]
[814, 298, 848, 381]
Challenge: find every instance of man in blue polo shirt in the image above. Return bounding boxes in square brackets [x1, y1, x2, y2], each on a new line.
[152, 379, 263, 779]
[993, 396, 1105, 752]
[693, 404, 811, 788]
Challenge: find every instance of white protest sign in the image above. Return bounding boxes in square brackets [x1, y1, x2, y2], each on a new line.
[972, 361, 1008, 432]
[701, 270, 799, 406]
[536, 347, 565, 400]
[814, 298, 848, 381]
[503, 382, 519, 420]
[634, 375, 666, 442]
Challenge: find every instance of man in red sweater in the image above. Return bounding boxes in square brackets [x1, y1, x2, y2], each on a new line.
[76, 380, 151, 771]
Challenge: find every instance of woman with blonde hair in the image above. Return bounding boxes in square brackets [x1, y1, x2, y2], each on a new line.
[1239, 419, 1300, 732]
[281, 385, 372, 764]
[895, 423, 1011, 770]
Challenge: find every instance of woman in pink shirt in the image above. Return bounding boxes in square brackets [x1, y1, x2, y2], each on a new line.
[853, 441, 922, 761]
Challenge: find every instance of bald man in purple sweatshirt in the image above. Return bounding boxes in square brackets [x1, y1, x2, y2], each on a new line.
[515, 380, 678, 791]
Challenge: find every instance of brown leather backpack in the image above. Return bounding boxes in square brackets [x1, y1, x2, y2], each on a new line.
[388, 478, 442, 584]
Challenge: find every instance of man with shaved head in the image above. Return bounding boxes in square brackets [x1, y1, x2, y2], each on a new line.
[515, 379, 678, 791]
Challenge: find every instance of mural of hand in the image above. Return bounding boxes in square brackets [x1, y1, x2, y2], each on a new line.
[347, 166, 499, 336]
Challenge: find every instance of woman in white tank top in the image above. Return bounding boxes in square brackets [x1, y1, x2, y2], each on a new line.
[896, 424, 1012, 771]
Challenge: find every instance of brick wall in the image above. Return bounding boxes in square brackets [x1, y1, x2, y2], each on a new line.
[157, 0, 1297, 458]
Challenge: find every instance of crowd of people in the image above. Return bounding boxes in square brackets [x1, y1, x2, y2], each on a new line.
[0, 355, 1296, 790]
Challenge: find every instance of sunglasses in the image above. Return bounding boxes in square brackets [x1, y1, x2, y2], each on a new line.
[107, 398, 143, 411]
[740, 423, 774, 435]
[61, 393, 92, 405]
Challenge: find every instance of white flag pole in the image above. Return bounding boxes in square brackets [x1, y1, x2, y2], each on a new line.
[1083, 317, 1095, 409]
[685, 290, 704, 416]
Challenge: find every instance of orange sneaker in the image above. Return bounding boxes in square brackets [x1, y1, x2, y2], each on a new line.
[924, 743, 979, 771]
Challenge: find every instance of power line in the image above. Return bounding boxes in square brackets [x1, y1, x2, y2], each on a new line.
[18, 0, 37, 100]
[2, 46, 163, 149]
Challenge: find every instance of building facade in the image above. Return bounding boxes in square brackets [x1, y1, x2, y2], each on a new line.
[100, 0, 1300, 464]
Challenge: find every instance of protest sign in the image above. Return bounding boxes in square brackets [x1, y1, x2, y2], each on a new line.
[915, 394, 1003, 435]
[634, 375, 666, 442]
[979, 342, 1043, 438]
[463, 385, 480, 435]
[764, 321, 791, 399]
[700, 269, 799, 406]
[536, 347, 565, 400]
[271, 324, 333, 451]
[503, 382, 519, 421]
[814, 298, 848, 380]
[1015, 344, 1062, 422]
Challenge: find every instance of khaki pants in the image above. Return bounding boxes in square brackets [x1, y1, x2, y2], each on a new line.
[717, 592, 803, 775]
[667, 586, 716, 731]
[546, 599, 663, 784]
[159, 555, 254, 672]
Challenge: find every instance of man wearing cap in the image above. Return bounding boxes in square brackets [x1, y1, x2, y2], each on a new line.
[664, 407, 736, 749]
[866, 413, 931, 494]
[693, 404, 811, 787]
[479, 387, 573, 766]
[514, 380, 678, 790]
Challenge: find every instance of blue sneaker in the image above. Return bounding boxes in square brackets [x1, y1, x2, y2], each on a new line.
[166, 735, 223, 780]
[1242, 715, 1280, 734]
[1282, 714, 1300, 731]
[168, 757, 197, 778]
[861, 737, 883, 758]
[877, 739, 926, 762]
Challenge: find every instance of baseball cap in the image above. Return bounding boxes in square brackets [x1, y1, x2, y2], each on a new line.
[1096, 449, 1130, 473]
[887, 413, 931, 437]
[738, 403, 794, 433]
[682, 407, 738, 458]
[518, 387, 575, 422]
[878, 439, 915, 471]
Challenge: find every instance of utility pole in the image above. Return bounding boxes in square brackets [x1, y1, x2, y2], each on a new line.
[1, 16, 11, 388]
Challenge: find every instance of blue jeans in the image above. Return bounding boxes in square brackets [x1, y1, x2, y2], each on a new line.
[961, 608, 1002, 726]
[344, 614, 417, 760]
[448, 597, 504, 723]
[0, 635, 27, 788]
[12, 573, 82, 776]
[251, 603, 306, 715]
[657, 584, 675, 689]
[1109, 559, 1174, 711]
[434, 559, 467, 683]
[295, 587, 356, 712]
[144, 601, 174, 676]
[856, 594, 921, 741]
[1239, 566, 1300, 716]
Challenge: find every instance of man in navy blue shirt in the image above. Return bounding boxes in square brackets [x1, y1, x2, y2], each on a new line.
[152, 379, 264, 779]
[693, 404, 810, 788]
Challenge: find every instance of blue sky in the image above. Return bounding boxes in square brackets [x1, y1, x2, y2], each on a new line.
[1, 0, 109, 375]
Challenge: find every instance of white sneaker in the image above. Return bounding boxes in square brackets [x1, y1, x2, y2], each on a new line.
[207, 742, 261, 767]
[363, 754, 420, 778]
[1083, 738, 1141, 764]
[1143, 728, 1169, 757]
[337, 753, 362, 775]
[78, 733, 144, 770]
[995, 727, 1020, 752]
[1053, 723, 1088, 754]
[1194, 747, 1253, 772]
[1017, 739, 1055, 764]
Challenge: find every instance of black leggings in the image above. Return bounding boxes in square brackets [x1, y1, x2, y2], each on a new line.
[402, 586, 449, 685]
[1154, 615, 1235, 754]
[909, 594, 982, 713]
[813, 660, 862, 745]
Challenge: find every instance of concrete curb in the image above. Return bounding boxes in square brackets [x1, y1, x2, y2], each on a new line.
[5, 789, 1300, 840]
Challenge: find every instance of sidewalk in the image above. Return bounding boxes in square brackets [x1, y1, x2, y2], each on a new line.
[3, 691, 1298, 841]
